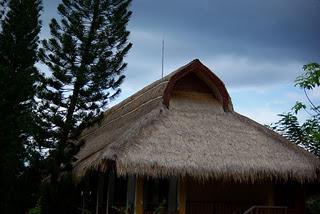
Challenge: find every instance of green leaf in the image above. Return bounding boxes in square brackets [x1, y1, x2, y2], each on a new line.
[292, 101, 306, 114]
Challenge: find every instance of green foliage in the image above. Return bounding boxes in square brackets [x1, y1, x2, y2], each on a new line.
[0, 0, 132, 212]
[28, 199, 42, 214]
[296, 63, 320, 90]
[112, 200, 166, 214]
[0, 0, 42, 212]
[39, 173, 78, 214]
[0, 0, 8, 22]
[306, 196, 320, 214]
[112, 206, 130, 214]
[271, 63, 320, 156]
[36, 0, 132, 212]
[37, 0, 132, 178]
[292, 101, 307, 114]
[153, 200, 167, 214]
[29, 208, 41, 214]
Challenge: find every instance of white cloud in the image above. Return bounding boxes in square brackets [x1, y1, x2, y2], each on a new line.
[237, 107, 281, 125]
[286, 92, 305, 101]
[203, 54, 303, 88]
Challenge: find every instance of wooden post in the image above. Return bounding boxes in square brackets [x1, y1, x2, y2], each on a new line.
[106, 171, 115, 214]
[168, 177, 178, 213]
[179, 178, 186, 214]
[295, 185, 305, 214]
[266, 184, 274, 206]
[96, 172, 105, 214]
[135, 177, 144, 214]
[127, 175, 136, 212]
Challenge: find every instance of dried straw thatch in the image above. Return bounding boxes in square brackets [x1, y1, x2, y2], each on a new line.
[73, 59, 320, 183]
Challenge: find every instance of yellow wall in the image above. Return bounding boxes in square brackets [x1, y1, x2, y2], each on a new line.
[134, 177, 310, 214]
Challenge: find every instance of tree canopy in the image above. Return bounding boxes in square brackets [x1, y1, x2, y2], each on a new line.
[37, 0, 132, 175]
[36, 0, 132, 212]
[271, 63, 320, 156]
[0, 0, 132, 212]
[0, 0, 42, 212]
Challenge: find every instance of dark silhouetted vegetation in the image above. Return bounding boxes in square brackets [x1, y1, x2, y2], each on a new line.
[0, 0, 132, 213]
[0, 0, 42, 212]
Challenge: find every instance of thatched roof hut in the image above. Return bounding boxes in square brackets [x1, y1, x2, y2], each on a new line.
[74, 59, 320, 184]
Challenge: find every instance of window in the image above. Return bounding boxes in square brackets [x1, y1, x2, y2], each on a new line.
[143, 178, 178, 213]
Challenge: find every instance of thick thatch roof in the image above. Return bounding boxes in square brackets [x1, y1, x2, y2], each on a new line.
[73, 59, 320, 183]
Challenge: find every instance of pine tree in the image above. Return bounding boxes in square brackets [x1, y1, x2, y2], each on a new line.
[38, 0, 132, 177]
[0, 0, 8, 22]
[0, 0, 42, 212]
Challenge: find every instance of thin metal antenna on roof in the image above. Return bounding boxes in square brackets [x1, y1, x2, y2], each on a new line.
[161, 38, 164, 78]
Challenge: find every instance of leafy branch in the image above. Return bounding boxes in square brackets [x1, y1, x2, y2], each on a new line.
[271, 62, 320, 156]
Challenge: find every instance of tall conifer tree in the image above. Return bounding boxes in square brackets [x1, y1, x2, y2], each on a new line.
[0, 0, 42, 212]
[38, 0, 132, 177]
[0, 0, 8, 22]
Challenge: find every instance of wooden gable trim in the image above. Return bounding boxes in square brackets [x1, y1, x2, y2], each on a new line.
[162, 59, 232, 112]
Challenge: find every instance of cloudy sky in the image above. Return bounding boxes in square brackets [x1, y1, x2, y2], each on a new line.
[41, 0, 320, 124]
